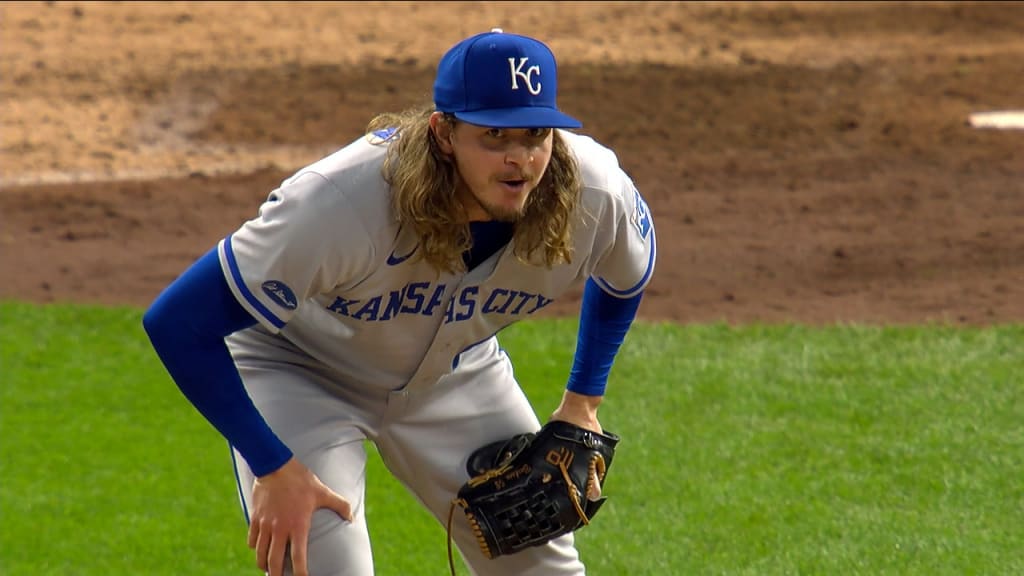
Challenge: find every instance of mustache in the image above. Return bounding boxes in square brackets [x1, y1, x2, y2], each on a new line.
[496, 172, 534, 181]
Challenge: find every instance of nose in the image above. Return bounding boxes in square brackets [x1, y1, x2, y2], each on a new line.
[504, 145, 533, 166]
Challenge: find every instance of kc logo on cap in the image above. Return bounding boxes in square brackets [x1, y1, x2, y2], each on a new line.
[433, 29, 582, 129]
[509, 57, 542, 95]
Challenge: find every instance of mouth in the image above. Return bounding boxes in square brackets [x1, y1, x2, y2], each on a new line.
[497, 175, 531, 193]
[499, 179, 527, 191]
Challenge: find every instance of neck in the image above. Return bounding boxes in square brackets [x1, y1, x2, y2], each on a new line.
[455, 184, 491, 222]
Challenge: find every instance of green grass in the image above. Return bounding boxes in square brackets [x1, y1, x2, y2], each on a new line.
[1, 301, 1022, 575]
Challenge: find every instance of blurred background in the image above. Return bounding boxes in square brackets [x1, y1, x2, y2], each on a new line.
[1, 1, 1022, 324]
[2, 3, 1024, 576]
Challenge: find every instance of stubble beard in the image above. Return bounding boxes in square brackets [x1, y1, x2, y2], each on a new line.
[479, 198, 526, 222]
[466, 181, 533, 223]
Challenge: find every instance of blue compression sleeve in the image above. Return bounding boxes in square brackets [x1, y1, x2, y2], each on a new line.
[142, 247, 293, 477]
[566, 277, 644, 396]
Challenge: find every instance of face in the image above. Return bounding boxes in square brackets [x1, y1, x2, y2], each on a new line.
[431, 112, 554, 222]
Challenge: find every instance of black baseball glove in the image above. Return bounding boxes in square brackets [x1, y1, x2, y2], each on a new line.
[446, 420, 620, 569]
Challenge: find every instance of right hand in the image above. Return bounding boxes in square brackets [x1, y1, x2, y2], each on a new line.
[247, 457, 353, 576]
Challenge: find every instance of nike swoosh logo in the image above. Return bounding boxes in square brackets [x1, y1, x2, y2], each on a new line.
[386, 244, 419, 266]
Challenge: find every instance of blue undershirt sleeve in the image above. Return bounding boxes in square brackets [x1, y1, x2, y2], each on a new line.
[142, 246, 293, 477]
[566, 277, 644, 397]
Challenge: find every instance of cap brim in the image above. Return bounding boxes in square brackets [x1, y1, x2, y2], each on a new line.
[453, 107, 582, 129]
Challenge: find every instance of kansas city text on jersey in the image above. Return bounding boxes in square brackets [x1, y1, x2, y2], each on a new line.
[325, 281, 555, 324]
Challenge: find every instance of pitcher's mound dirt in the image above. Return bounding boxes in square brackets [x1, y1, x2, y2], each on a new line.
[2, 2, 1022, 325]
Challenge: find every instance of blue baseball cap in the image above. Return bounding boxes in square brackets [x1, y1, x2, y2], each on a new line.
[433, 29, 582, 129]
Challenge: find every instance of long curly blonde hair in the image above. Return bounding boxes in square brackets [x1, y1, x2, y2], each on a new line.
[366, 104, 582, 274]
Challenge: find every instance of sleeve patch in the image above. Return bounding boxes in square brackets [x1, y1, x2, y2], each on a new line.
[631, 187, 652, 240]
[366, 127, 399, 145]
[261, 280, 298, 310]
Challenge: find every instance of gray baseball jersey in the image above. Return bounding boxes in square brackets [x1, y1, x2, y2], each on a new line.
[220, 129, 655, 575]
[217, 129, 656, 393]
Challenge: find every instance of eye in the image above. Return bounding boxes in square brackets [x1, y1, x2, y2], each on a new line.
[526, 128, 550, 139]
[485, 128, 505, 139]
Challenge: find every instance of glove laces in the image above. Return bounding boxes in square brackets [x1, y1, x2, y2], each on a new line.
[445, 457, 595, 576]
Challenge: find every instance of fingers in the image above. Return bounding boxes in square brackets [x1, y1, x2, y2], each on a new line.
[267, 530, 288, 576]
[289, 533, 309, 576]
[247, 517, 258, 549]
[247, 514, 293, 576]
[252, 492, 350, 576]
[246, 462, 353, 575]
[250, 521, 305, 576]
[252, 520, 271, 573]
[323, 490, 354, 523]
[278, 494, 348, 576]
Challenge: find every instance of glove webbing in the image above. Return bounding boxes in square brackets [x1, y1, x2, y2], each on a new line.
[445, 456, 594, 576]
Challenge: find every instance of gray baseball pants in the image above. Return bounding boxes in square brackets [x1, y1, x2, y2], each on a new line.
[227, 332, 585, 575]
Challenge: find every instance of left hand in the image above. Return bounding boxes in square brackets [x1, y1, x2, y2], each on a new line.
[550, 390, 605, 500]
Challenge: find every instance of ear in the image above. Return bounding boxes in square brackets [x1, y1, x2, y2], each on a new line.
[429, 112, 455, 154]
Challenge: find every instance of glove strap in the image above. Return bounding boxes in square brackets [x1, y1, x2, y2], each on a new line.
[557, 455, 590, 526]
[447, 497, 496, 576]
[446, 498, 461, 576]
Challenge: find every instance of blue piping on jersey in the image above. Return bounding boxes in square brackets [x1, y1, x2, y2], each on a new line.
[452, 333, 498, 370]
[230, 442, 251, 525]
[594, 228, 657, 298]
[225, 234, 286, 329]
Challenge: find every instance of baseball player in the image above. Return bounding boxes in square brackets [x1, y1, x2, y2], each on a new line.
[143, 29, 656, 576]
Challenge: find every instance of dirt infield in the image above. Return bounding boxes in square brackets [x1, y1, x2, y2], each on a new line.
[2, 1, 1022, 325]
